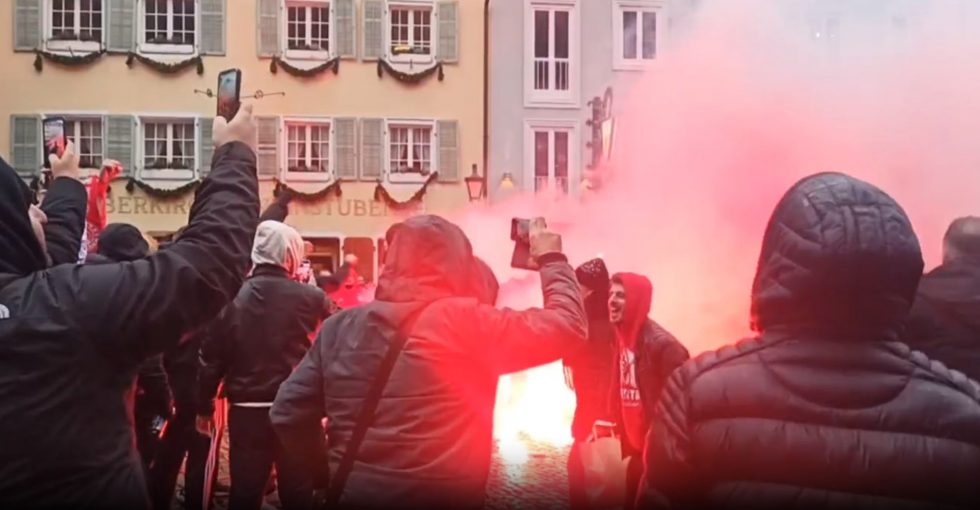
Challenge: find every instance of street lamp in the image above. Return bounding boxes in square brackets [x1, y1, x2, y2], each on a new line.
[465, 164, 485, 202]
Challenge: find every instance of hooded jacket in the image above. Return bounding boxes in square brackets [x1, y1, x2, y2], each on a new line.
[0, 142, 259, 510]
[607, 273, 688, 454]
[903, 259, 980, 382]
[270, 215, 587, 509]
[639, 173, 980, 510]
[197, 221, 330, 413]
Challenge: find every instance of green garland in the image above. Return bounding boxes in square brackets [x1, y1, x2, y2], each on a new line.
[373, 172, 438, 210]
[34, 49, 106, 72]
[273, 179, 342, 202]
[270, 56, 340, 77]
[126, 177, 201, 198]
[126, 52, 204, 75]
[376, 59, 444, 83]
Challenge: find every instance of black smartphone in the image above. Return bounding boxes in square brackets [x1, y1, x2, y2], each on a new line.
[216, 68, 242, 121]
[510, 217, 545, 271]
[42, 117, 67, 169]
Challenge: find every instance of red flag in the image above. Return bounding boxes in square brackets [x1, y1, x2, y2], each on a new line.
[85, 161, 123, 254]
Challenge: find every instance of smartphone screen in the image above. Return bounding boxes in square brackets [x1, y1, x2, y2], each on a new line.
[42, 117, 66, 169]
[216, 69, 242, 121]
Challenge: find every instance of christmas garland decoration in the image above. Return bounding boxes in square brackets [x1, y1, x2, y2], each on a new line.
[376, 59, 444, 83]
[373, 172, 438, 210]
[34, 49, 106, 72]
[273, 179, 342, 201]
[125, 177, 201, 198]
[270, 56, 340, 77]
[126, 52, 204, 75]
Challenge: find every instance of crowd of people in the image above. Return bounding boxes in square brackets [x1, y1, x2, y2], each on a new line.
[1, 102, 979, 510]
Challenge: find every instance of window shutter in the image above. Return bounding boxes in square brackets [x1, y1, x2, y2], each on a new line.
[106, 0, 136, 52]
[106, 116, 135, 176]
[334, 0, 356, 58]
[437, 120, 459, 182]
[10, 115, 41, 177]
[256, 116, 280, 178]
[200, 0, 226, 55]
[198, 117, 214, 176]
[362, 0, 384, 61]
[359, 118, 383, 181]
[13, 0, 42, 51]
[334, 118, 357, 180]
[257, 0, 280, 57]
[437, 1, 458, 63]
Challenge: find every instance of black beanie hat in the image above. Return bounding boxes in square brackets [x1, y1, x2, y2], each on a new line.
[575, 258, 609, 293]
[98, 223, 149, 262]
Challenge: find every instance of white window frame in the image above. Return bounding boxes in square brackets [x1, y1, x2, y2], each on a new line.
[43, 112, 106, 177]
[524, 0, 580, 109]
[137, 115, 199, 181]
[282, 0, 334, 61]
[523, 119, 580, 197]
[44, 0, 105, 53]
[612, 0, 666, 71]
[281, 117, 335, 182]
[385, 119, 436, 184]
[386, 0, 436, 65]
[138, 0, 198, 55]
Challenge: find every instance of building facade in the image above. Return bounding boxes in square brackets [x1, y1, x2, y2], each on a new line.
[2, 0, 484, 281]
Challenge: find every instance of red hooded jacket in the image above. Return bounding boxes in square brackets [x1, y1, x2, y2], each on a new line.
[613, 272, 653, 349]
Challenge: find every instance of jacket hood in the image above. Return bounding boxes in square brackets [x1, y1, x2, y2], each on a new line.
[612, 272, 653, 349]
[470, 257, 499, 306]
[751, 172, 924, 338]
[376, 215, 476, 304]
[251, 220, 305, 277]
[97, 223, 149, 262]
[0, 157, 46, 276]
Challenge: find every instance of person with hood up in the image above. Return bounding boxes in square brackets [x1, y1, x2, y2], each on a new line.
[564, 258, 617, 510]
[607, 272, 689, 510]
[638, 173, 980, 510]
[196, 220, 332, 510]
[269, 215, 587, 509]
[86, 223, 174, 476]
[0, 105, 260, 509]
[903, 216, 980, 382]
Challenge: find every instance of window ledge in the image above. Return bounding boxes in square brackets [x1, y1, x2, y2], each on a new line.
[45, 40, 102, 53]
[283, 50, 333, 62]
[386, 54, 436, 66]
[138, 43, 197, 56]
[524, 95, 579, 109]
[283, 171, 334, 182]
[613, 60, 657, 72]
[387, 172, 431, 184]
[139, 169, 196, 181]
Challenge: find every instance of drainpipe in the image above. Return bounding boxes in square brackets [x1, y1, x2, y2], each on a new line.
[482, 0, 490, 199]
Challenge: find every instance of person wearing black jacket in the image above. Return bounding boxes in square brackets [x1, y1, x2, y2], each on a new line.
[638, 173, 980, 510]
[196, 220, 331, 510]
[903, 216, 980, 382]
[0, 105, 260, 509]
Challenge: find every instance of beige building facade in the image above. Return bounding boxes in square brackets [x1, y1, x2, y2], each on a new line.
[2, 0, 484, 281]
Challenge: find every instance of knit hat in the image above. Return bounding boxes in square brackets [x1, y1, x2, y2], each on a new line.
[576, 257, 609, 293]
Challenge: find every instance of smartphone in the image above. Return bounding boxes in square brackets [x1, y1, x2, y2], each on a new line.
[216, 68, 242, 121]
[42, 117, 67, 169]
[510, 217, 544, 271]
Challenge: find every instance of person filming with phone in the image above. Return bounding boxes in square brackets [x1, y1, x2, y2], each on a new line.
[270, 215, 587, 509]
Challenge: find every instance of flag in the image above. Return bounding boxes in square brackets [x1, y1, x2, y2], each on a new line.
[82, 161, 123, 258]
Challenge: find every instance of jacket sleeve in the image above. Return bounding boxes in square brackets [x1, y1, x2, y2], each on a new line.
[41, 176, 88, 265]
[258, 189, 292, 223]
[57, 142, 259, 364]
[641, 340, 690, 424]
[637, 371, 697, 510]
[271, 316, 330, 453]
[455, 256, 588, 375]
[196, 308, 234, 416]
[137, 355, 173, 418]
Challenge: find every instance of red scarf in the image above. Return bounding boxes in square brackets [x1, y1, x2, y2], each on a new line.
[84, 162, 123, 254]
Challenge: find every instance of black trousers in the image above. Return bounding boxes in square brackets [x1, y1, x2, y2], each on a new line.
[228, 405, 314, 510]
[148, 373, 212, 510]
[625, 454, 643, 510]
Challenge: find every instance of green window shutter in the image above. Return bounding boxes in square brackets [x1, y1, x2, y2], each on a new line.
[198, 117, 214, 176]
[200, 0, 226, 55]
[256, 116, 280, 178]
[362, 0, 384, 61]
[359, 118, 383, 181]
[257, 0, 280, 57]
[437, 120, 459, 182]
[13, 0, 42, 51]
[436, 1, 458, 63]
[106, 0, 136, 53]
[334, 0, 356, 58]
[10, 115, 41, 177]
[105, 115, 135, 176]
[334, 118, 357, 180]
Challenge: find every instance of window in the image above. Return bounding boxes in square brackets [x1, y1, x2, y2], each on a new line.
[142, 119, 195, 177]
[388, 3, 433, 62]
[525, 2, 578, 107]
[387, 122, 433, 183]
[524, 121, 578, 196]
[285, 0, 331, 60]
[285, 121, 333, 180]
[47, 0, 103, 52]
[613, 1, 663, 70]
[64, 118, 104, 169]
[141, 0, 196, 54]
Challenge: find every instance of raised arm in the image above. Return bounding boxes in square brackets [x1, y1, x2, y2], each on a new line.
[59, 106, 260, 364]
[41, 143, 88, 265]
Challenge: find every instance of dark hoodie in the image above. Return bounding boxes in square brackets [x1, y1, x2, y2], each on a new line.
[271, 214, 587, 509]
[0, 158, 47, 275]
[639, 173, 980, 510]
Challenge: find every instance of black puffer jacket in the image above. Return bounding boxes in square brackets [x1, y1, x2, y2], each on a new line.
[197, 264, 330, 413]
[639, 173, 980, 510]
[270, 215, 587, 509]
[0, 143, 259, 510]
